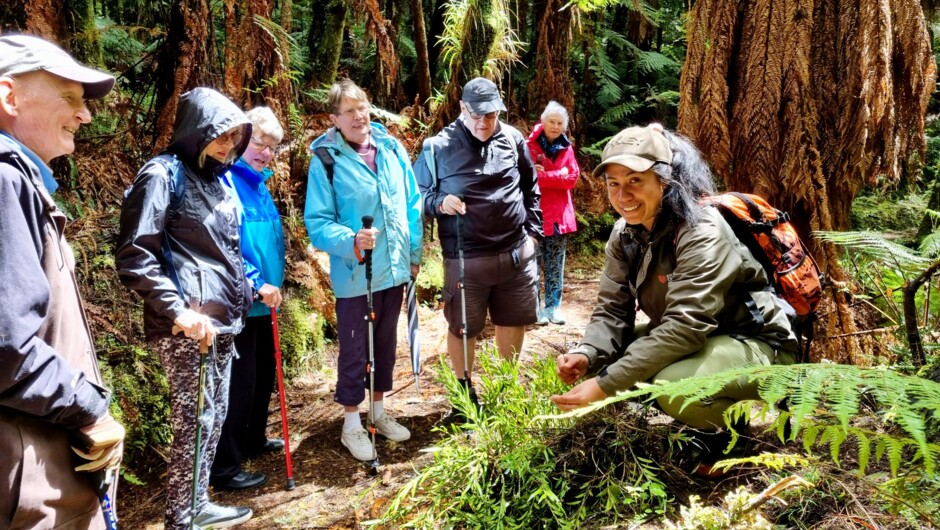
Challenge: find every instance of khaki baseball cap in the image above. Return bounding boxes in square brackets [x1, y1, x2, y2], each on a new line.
[0, 34, 115, 99]
[592, 124, 672, 178]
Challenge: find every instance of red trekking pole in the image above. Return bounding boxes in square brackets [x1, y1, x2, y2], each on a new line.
[270, 307, 296, 490]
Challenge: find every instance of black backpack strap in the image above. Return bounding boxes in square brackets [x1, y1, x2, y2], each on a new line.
[314, 146, 335, 186]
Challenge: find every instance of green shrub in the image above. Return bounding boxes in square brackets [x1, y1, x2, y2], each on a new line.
[379, 349, 670, 529]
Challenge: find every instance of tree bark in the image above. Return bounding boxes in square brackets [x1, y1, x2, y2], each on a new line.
[411, 0, 432, 109]
[307, 0, 347, 88]
[427, 0, 446, 82]
[153, 0, 212, 151]
[902, 260, 940, 368]
[527, 0, 574, 131]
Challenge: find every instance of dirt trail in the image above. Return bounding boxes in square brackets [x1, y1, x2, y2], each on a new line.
[119, 270, 603, 529]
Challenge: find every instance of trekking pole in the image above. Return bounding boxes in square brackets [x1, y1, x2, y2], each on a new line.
[454, 198, 470, 386]
[270, 307, 296, 490]
[361, 215, 380, 474]
[171, 270, 210, 530]
[92, 469, 118, 530]
[190, 336, 209, 528]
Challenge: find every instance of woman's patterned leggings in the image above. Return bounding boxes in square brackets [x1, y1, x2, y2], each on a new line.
[539, 233, 567, 310]
[153, 333, 235, 530]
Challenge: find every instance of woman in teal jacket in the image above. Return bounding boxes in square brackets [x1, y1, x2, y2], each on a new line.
[304, 79, 422, 462]
[212, 106, 286, 491]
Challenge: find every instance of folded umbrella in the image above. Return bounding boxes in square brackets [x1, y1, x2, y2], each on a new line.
[406, 277, 421, 392]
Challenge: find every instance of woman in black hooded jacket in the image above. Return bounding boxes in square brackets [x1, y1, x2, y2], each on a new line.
[115, 87, 255, 530]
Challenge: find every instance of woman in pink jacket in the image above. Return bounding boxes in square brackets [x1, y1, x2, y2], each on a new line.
[527, 101, 580, 325]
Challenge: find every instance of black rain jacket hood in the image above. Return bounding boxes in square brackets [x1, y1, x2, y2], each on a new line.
[115, 88, 254, 339]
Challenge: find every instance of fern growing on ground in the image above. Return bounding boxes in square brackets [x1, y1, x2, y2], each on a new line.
[547, 363, 940, 477]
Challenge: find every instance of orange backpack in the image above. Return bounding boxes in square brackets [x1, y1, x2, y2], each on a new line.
[702, 192, 824, 321]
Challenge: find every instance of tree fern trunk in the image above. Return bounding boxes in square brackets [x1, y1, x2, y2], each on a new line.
[677, 0, 936, 364]
[431, 0, 501, 131]
[154, 0, 212, 151]
[527, 0, 574, 131]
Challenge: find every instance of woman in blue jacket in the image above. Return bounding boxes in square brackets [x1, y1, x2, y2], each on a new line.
[304, 79, 423, 462]
[211, 106, 286, 491]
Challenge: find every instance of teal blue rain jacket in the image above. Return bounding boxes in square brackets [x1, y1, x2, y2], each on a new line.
[303, 122, 423, 299]
[223, 159, 286, 317]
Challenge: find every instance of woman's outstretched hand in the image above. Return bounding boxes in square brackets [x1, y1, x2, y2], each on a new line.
[550, 378, 606, 411]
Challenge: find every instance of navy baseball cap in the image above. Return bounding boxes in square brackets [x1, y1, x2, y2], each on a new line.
[461, 77, 507, 114]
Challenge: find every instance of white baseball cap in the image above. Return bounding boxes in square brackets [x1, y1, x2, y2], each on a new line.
[0, 34, 115, 99]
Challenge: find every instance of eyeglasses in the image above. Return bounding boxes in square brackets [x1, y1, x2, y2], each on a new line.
[249, 136, 281, 154]
[467, 110, 499, 122]
[216, 129, 243, 146]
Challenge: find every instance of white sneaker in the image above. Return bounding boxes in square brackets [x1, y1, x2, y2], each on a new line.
[193, 502, 252, 529]
[374, 414, 411, 442]
[341, 427, 375, 461]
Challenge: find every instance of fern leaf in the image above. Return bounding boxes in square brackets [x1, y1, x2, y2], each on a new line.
[816, 230, 932, 269]
[856, 429, 872, 475]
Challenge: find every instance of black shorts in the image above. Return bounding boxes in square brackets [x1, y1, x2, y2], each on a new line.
[443, 238, 539, 337]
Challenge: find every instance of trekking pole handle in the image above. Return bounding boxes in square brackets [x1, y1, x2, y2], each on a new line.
[361, 216, 373, 281]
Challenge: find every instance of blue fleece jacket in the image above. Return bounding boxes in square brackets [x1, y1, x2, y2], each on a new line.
[222, 159, 286, 317]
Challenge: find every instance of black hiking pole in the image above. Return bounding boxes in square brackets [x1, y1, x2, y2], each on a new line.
[361, 215, 380, 474]
[454, 199, 470, 388]
[190, 337, 209, 528]
[270, 307, 296, 490]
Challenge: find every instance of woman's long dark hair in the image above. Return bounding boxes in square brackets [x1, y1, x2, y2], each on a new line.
[651, 130, 717, 226]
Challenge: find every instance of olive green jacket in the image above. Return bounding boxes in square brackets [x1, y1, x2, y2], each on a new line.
[575, 206, 798, 395]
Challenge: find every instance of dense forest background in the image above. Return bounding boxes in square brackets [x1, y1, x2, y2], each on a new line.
[3, 0, 940, 526]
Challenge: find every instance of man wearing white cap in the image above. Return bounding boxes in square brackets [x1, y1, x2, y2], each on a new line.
[0, 34, 125, 529]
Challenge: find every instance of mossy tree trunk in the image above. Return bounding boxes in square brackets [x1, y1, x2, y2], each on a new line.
[307, 0, 346, 89]
[411, 0, 431, 110]
[66, 0, 103, 67]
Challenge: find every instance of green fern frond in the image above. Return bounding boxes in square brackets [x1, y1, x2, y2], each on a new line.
[251, 15, 293, 66]
[634, 49, 678, 74]
[710, 452, 814, 473]
[815, 230, 932, 269]
[540, 364, 940, 476]
[595, 100, 640, 126]
[919, 231, 940, 258]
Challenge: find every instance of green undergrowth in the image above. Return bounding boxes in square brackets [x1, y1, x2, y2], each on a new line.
[378, 358, 940, 528]
[378, 349, 675, 529]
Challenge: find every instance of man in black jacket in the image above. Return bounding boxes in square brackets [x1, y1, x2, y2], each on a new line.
[414, 77, 542, 415]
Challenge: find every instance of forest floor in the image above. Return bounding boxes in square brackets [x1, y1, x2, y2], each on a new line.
[114, 249, 924, 529]
[118, 253, 606, 529]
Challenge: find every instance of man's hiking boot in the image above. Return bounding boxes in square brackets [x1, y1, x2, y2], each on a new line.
[193, 502, 252, 529]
